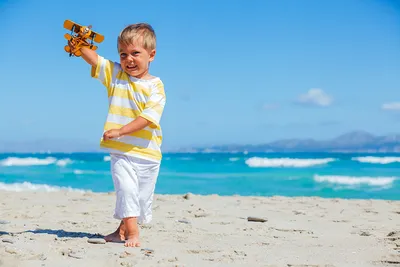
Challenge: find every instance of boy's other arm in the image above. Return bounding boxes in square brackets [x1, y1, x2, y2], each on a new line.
[103, 117, 152, 140]
[103, 81, 166, 141]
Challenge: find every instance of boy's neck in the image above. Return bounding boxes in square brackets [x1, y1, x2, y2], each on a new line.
[131, 70, 154, 80]
[135, 74, 154, 80]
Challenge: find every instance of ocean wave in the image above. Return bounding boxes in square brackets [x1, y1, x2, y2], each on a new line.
[0, 157, 73, 167]
[314, 174, 396, 187]
[0, 181, 90, 193]
[177, 157, 194, 161]
[56, 159, 73, 167]
[245, 157, 336, 167]
[103, 156, 111, 162]
[352, 156, 400, 164]
[73, 169, 99, 175]
[161, 171, 262, 179]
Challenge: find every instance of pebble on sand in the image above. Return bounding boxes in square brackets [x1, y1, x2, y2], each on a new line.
[87, 238, 106, 244]
[141, 248, 154, 255]
[183, 193, 193, 200]
[119, 251, 133, 258]
[68, 251, 85, 259]
[5, 247, 19, 255]
[247, 216, 267, 223]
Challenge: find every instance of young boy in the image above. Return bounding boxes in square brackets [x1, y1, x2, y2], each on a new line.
[68, 23, 166, 247]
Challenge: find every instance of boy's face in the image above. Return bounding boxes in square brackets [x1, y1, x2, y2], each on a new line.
[118, 38, 155, 79]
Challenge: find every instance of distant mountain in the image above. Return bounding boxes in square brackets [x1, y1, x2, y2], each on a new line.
[174, 131, 400, 153]
[2, 131, 400, 153]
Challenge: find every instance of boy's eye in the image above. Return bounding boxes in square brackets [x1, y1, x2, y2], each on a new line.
[131, 52, 139, 56]
[120, 53, 127, 58]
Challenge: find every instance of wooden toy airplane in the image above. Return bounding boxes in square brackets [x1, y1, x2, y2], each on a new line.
[63, 19, 104, 57]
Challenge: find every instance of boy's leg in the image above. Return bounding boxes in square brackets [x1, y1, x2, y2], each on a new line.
[123, 217, 140, 247]
[105, 154, 140, 245]
[137, 161, 160, 224]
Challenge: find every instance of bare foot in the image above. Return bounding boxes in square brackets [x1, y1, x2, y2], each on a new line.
[125, 234, 141, 247]
[123, 217, 140, 247]
[104, 230, 125, 242]
[105, 221, 125, 242]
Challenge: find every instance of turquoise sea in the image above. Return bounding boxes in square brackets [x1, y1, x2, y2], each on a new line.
[0, 152, 399, 200]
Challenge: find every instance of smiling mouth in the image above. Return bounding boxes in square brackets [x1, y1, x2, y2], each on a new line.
[126, 65, 137, 71]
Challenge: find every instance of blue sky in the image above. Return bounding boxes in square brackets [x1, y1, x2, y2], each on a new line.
[1, 0, 399, 150]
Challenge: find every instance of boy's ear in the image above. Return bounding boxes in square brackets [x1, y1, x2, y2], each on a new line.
[149, 49, 156, 62]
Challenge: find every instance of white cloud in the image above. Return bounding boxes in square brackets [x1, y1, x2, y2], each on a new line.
[382, 102, 400, 111]
[296, 88, 333, 107]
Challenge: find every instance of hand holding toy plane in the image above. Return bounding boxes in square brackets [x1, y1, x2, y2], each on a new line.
[63, 19, 104, 57]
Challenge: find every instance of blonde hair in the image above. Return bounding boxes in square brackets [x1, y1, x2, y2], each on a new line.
[117, 23, 156, 52]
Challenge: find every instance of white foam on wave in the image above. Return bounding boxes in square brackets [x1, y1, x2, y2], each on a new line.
[0, 157, 56, 166]
[73, 169, 96, 175]
[229, 157, 240, 162]
[0, 182, 90, 193]
[56, 159, 73, 167]
[314, 174, 396, 187]
[352, 156, 400, 164]
[0, 157, 73, 167]
[103, 156, 111, 162]
[245, 157, 336, 167]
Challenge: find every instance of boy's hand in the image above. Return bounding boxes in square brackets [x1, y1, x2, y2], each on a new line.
[67, 40, 76, 50]
[103, 129, 122, 140]
[67, 40, 98, 66]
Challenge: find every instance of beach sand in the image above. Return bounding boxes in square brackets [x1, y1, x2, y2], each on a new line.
[0, 191, 399, 267]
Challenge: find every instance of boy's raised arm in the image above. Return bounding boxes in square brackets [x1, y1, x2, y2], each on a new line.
[68, 40, 98, 67]
[80, 47, 98, 67]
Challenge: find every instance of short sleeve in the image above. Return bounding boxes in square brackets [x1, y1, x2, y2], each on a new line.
[140, 80, 166, 129]
[91, 55, 119, 91]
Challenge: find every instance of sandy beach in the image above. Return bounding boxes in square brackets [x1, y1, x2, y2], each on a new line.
[0, 191, 399, 267]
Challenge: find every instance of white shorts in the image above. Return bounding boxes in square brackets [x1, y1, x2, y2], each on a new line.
[110, 153, 160, 224]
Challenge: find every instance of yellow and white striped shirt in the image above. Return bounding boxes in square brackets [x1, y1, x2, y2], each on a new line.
[91, 55, 166, 163]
